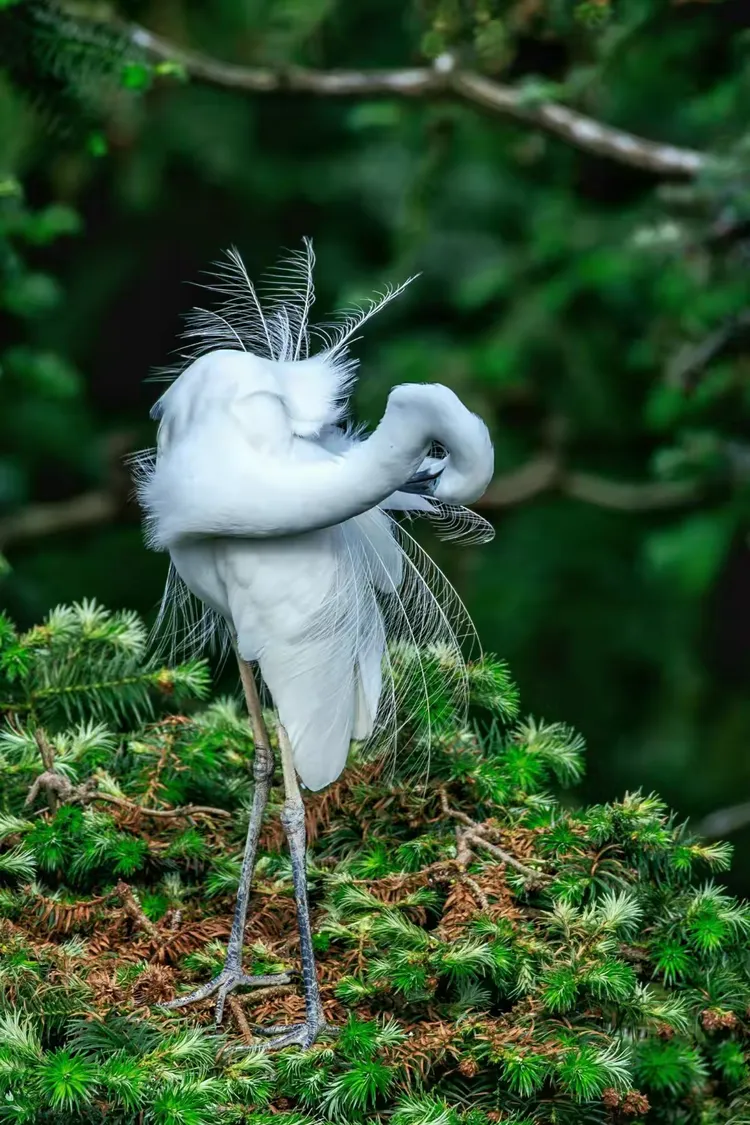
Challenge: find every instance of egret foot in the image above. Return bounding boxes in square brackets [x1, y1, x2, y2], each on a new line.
[249, 1016, 338, 1051]
[161, 967, 293, 1025]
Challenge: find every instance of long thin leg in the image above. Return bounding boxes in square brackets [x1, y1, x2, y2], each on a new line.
[248, 724, 333, 1049]
[280, 725, 323, 1029]
[224, 661, 277, 979]
[162, 658, 291, 1021]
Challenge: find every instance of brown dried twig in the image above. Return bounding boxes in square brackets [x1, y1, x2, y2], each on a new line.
[454, 828, 490, 911]
[228, 995, 254, 1044]
[91, 793, 231, 820]
[23, 759, 230, 821]
[439, 790, 547, 882]
[113, 881, 158, 937]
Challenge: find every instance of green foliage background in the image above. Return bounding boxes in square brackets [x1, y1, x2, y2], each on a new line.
[2, 0, 750, 881]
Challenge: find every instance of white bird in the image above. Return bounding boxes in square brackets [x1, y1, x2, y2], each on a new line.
[133, 240, 495, 1049]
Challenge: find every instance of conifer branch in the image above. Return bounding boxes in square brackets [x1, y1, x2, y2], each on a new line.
[0, 599, 747, 1119]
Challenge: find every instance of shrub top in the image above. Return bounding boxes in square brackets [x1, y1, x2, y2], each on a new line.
[0, 600, 748, 1124]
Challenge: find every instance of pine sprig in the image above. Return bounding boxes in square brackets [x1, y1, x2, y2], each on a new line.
[0, 599, 210, 727]
[0, 0, 143, 139]
[0, 601, 748, 1123]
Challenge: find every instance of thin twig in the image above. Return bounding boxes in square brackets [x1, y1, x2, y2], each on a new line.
[114, 880, 158, 937]
[404, 849, 491, 912]
[0, 432, 136, 550]
[228, 995, 254, 1044]
[92, 793, 231, 819]
[0, 491, 118, 549]
[23, 761, 231, 820]
[439, 789, 546, 882]
[243, 983, 295, 1006]
[464, 831, 545, 880]
[562, 471, 701, 512]
[461, 874, 490, 912]
[475, 453, 702, 512]
[125, 23, 705, 177]
[24, 770, 72, 813]
[141, 734, 173, 807]
[24, 732, 83, 815]
[33, 729, 56, 772]
[454, 826, 472, 867]
[454, 827, 490, 912]
[440, 799, 476, 830]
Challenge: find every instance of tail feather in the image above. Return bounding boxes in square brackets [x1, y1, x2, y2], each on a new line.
[352, 613, 386, 742]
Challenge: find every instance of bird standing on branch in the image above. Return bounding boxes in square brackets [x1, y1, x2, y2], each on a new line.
[133, 240, 495, 1049]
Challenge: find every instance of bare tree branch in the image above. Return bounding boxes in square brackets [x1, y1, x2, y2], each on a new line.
[475, 453, 561, 507]
[475, 454, 702, 512]
[562, 470, 701, 512]
[127, 24, 706, 177]
[695, 802, 750, 838]
[0, 453, 703, 553]
[23, 758, 232, 821]
[0, 431, 136, 550]
[0, 490, 118, 550]
[451, 71, 705, 176]
[228, 995, 254, 1044]
[114, 880, 158, 936]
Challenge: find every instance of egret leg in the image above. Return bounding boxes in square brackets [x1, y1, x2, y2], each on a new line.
[162, 659, 292, 1023]
[247, 723, 333, 1050]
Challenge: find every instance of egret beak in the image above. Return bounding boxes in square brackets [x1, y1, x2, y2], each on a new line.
[399, 466, 444, 495]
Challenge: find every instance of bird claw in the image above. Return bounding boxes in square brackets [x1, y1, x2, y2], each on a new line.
[244, 1016, 338, 1052]
[160, 966, 293, 1025]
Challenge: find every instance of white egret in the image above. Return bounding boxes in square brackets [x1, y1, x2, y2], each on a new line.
[133, 240, 495, 1049]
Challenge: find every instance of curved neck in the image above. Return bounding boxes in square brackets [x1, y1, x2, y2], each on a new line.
[325, 382, 493, 515]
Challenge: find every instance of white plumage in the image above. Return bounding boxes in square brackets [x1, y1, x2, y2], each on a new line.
[133, 240, 495, 791]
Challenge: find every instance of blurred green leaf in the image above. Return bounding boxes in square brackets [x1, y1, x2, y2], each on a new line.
[645, 511, 737, 596]
[1, 272, 61, 317]
[4, 348, 83, 399]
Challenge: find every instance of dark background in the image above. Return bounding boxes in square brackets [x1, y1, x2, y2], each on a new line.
[3, 0, 750, 886]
